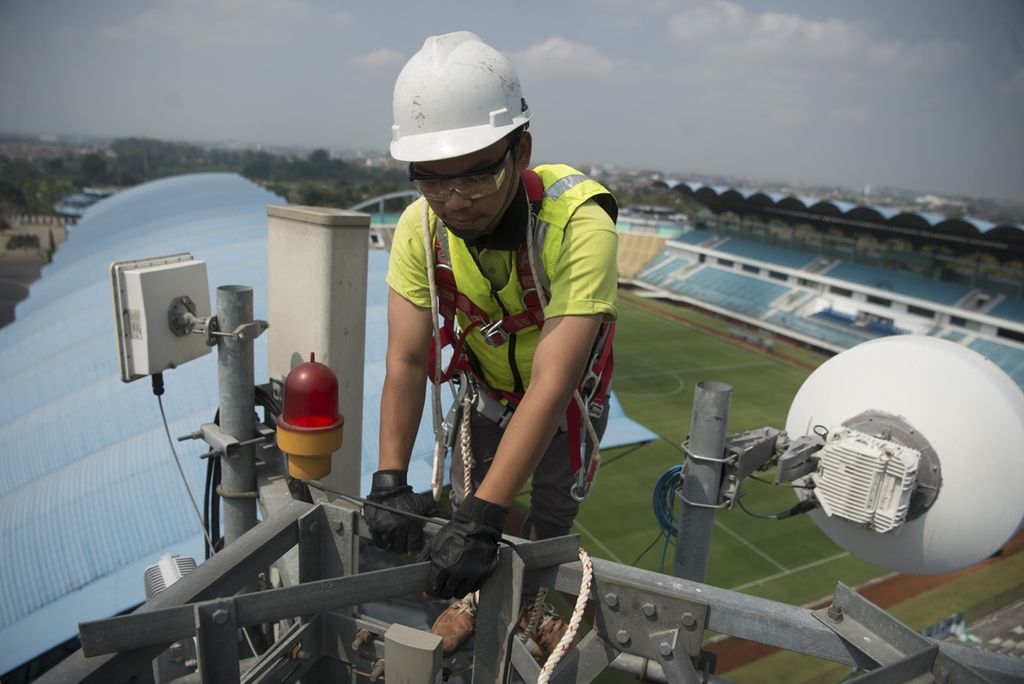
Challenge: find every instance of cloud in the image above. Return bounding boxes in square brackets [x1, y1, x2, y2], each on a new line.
[509, 33, 655, 111]
[514, 37, 616, 77]
[667, 1, 967, 78]
[351, 48, 403, 70]
[655, 0, 971, 138]
[101, 0, 353, 48]
[668, 0, 746, 42]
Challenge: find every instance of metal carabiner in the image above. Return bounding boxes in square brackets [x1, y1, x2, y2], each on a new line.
[571, 425, 592, 502]
[480, 319, 509, 347]
[571, 472, 591, 502]
[440, 377, 472, 449]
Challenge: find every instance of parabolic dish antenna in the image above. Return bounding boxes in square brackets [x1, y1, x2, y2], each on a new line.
[786, 335, 1024, 574]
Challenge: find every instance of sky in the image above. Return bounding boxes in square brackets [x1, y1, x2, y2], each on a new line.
[1, 0, 1022, 202]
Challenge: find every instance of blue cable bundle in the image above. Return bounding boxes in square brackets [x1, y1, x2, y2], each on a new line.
[653, 464, 683, 539]
[646, 464, 684, 571]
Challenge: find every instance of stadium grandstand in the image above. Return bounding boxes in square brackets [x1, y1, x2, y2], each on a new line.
[619, 181, 1024, 388]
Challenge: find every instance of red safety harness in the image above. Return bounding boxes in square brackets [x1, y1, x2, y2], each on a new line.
[427, 169, 615, 475]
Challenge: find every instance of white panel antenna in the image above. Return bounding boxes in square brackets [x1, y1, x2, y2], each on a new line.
[110, 253, 212, 382]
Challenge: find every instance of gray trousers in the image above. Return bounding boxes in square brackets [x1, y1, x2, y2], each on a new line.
[449, 402, 609, 540]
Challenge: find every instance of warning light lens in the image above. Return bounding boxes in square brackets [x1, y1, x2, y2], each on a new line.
[280, 353, 342, 430]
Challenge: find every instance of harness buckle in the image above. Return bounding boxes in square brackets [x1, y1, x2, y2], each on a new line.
[472, 389, 514, 429]
[480, 319, 509, 347]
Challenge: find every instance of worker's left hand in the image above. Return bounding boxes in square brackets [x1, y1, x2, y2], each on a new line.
[422, 495, 508, 599]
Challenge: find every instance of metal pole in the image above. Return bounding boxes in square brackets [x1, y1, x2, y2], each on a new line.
[218, 285, 257, 546]
[673, 381, 732, 582]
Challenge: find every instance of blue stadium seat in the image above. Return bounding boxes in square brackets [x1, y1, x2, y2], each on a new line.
[968, 338, 1024, 387]
[767, 311, 874, 349]
[675, 230, 713, 246]
[715, 238, 816, 269]
[826, 263, 970, 305]
[989, 296, 1024, 324]
[667, 267, 789, 318]
[638, 252, 690, 286]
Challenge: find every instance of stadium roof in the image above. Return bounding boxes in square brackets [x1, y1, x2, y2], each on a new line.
[660, 180, 1024, 245]
[0, 173, 656, 674]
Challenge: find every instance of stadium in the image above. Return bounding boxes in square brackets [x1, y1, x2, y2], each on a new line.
[1, 172, 1022, 682]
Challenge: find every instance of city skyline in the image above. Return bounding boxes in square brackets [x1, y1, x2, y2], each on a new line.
[2, 0, 1023, 202]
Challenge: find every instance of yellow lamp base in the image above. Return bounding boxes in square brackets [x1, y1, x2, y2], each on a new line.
[277, 424, 343, 480]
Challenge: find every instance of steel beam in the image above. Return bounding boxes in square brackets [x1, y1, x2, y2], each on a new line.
[814, 583, 988, 683]
[41, 498, 312, 684]
[194, 600, 240, 684]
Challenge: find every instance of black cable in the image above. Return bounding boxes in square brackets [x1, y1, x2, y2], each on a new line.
[600, 441, 650, 469]
[203, 384, 279, 560]
[300, 479, 521, 552]
[301, 479, 441, 525]
[736, 494, 818, 521]
[748, 473, 815, 489]
[497, 441, 648, 502]
[152, 373, 215, 554]
[631, 530, 667, 567]
[203, 455, 215, 560]
[210, 456, 222, 552]
[255, 383, 282, 421]
[203, 408, 223, 557]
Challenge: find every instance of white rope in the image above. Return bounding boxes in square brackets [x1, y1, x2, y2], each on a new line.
[459, 390, 475, 498]
[420, 201, 446, 502]
[537, 547, 593, 683]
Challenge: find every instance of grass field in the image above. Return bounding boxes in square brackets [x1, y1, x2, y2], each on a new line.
[518, 290, 1021, 682]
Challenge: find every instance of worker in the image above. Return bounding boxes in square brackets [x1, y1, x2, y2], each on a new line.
[363, 31, 618, 655]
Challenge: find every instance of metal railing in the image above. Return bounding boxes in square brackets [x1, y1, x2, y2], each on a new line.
[40, 486, 1024, 684]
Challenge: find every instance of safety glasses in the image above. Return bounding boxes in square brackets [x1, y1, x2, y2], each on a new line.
[408, 147, 511, 202]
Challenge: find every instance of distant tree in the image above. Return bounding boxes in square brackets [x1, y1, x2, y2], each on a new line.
[309, 148, 330, 165]
[241, 151, 275, 180]
[0, 179, 28, 212]
[46, 157, 67, 174]
[80, 153, 108, 185]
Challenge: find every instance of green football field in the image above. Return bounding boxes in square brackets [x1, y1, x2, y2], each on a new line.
[534, 289, 889, 607]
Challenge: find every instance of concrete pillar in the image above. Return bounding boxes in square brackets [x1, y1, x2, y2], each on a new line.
[267, 205, 369, 497]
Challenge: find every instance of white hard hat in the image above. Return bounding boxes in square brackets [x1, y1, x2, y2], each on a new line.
[391, 31, 531, 163]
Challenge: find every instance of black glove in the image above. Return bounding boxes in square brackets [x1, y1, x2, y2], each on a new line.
[422, 494, 509, 599]
[364, 470, 438, 553]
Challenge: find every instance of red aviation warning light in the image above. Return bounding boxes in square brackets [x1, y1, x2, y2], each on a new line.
[276, 353, 344, 480]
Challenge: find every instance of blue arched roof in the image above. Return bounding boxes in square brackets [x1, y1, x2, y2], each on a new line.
[661, 179, 1024, 240]
[0, 173, 656, 673]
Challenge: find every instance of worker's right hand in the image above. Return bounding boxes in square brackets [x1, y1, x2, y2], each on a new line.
[364, 469, 438, 553]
